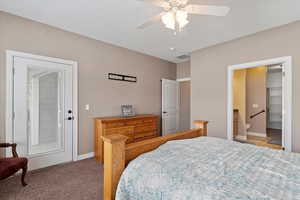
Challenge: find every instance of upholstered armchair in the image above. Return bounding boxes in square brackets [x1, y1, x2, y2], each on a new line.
[0, 143, 28, 186]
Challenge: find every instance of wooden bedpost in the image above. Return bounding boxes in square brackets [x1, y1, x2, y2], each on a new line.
[194, 120, 208, 136]
[102, 135, 128, 200]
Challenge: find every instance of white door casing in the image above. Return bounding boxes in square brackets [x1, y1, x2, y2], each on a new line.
[162, 79, 180, 136]
[281, 66, 286, 149]
[227, 56, 292, 152]
[6, 51, 78, 170]
[281, 63, 292, 151]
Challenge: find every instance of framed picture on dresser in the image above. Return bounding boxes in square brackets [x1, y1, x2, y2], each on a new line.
[121, 105, 135, 117]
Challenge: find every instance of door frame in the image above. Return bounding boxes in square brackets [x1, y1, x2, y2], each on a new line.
[5, 50, 79, 161]
[227, 56, 293, 152]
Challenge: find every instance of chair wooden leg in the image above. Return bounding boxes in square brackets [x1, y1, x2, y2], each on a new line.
[21, 165, 28, 186]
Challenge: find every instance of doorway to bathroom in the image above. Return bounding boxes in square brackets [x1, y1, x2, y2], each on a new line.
[227, 57, 292, 152]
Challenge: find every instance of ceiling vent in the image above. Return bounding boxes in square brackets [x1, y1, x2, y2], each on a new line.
[176, 54, 190, 60]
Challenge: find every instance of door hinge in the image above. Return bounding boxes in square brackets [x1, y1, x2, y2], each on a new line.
[12, 112, 15, 120]
[283, 71, 285, 77]
[12, 68, 15, 75]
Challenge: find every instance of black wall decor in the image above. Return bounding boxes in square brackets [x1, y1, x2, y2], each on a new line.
[108, 73, 137, 83]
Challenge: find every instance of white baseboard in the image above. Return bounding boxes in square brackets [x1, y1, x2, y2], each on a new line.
[235, 135, 247, 141]
[247, 132, 267, 138]
[77, 152, 95, 161]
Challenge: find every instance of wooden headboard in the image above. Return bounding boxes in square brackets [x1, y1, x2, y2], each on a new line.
[102, 120, 208, 200]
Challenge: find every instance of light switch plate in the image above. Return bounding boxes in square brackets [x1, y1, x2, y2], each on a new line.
[85, 104, 90, 111]
[252, 104, 259, 108]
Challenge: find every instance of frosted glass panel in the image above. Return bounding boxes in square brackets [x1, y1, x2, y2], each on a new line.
[39, 73, 59, 144]
[28, 68, 64, 156]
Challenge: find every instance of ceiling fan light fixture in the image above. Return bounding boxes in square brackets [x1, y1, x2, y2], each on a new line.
[176, 10, 189, 28]
[179, 0, 189, 5]
[138, 1, 230, 32]
[161, 12, 175, 30]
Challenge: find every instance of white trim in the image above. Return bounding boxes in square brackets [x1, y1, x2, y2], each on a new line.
[176, 77, 191, 82]
[5, 50, 79, 160]
[247, 132, 267, 138]
[77, 152, 95, 161]
[72, 61, 79, 161]
[6, 50, 77, 65]
[30, 76, 40, 146]
[282, 58, 293, 152]
[5, 52, 14, 149]
[227, 56, 293, 152]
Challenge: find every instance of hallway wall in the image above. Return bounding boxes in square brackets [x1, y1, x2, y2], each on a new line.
[246, 67, 267, 135]
[233, 69, 247, 137]
[179, 81, 191, 131]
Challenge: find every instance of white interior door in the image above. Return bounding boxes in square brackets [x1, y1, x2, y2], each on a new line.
[13, 56, 74, 170]
[162, 79, 179, 136]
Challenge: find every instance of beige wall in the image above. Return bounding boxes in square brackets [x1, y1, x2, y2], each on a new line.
[191, 20, 300, 152]
[246, 67, 267, 134]
[0, 11, 176, 156]
[176, 61, 190, 79]
[179, 81, 191, 131]
[233, 69, 247, 136]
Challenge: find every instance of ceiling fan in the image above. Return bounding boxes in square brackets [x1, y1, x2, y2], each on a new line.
[138, 0, 230, 32]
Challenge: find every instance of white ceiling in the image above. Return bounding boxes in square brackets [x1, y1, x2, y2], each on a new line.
[1, 0, 300, 63]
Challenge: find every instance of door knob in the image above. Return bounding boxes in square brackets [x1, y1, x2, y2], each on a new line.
[163, 111, 167, 114]
[67, 117, 74, 120]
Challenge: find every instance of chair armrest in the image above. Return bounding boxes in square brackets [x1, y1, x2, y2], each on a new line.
[0, 143, 18, 157]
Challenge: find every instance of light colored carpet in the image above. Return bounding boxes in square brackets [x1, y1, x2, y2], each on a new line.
[0, 159, 103, 200]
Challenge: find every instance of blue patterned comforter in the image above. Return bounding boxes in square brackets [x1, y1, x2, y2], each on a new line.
[116, 137, 300, 200]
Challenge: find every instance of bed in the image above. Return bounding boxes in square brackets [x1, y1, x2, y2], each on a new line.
[102, 121, 300, 200]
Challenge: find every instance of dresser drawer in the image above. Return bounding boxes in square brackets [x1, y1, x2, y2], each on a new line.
[134, 131, 157, 139]
[135, 121, 156, 127]
[143, 118, 156, 123]
[135, 125, 156, 133]
[105, 122, 125, 128]
[124, 120, 143, 126]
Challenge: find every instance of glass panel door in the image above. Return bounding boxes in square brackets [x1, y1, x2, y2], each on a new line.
[13, 56, 73, 170]
[28, 68, 64, 156]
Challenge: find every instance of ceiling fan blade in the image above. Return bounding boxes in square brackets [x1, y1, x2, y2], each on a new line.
[184, 5, 230, 16]
[139, 0, 170, 8]
[137, 12, 166, 29]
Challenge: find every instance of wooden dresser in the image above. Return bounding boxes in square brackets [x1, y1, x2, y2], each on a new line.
[94, 114, 159, 162]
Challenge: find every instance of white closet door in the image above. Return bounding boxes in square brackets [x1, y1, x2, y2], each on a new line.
[162, 79, 180, 136]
